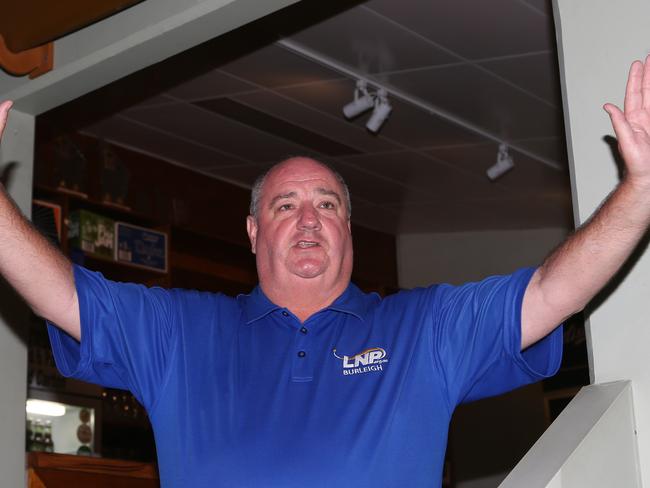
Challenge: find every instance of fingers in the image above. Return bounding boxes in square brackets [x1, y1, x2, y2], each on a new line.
[605, 103, 635, 150]
[643, 54, 650, 110]
[0, 100, 13, 141]
[624, 61, 643, 114]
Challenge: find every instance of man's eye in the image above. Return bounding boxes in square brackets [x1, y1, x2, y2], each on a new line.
[278, 203, 294, 211]
[319, 201, 335, 209]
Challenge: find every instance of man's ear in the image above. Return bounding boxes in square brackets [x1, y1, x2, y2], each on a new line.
[246, 215, 258, 254]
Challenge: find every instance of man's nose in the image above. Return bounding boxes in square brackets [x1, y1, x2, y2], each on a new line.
[297, 204, 322, 230]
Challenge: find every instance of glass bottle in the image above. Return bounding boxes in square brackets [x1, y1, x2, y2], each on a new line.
[25, 419, 33, 452]
[32, 420, 44, 452]
[43, 420, 54, 453]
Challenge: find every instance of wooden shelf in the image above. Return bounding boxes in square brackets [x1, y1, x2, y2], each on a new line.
[33, 183, 159, 228]
[170, 250, 256, 286]
[27, 452, 159, 487]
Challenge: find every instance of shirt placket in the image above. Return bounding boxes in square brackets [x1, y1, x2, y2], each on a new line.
[280, 309, 313, 382]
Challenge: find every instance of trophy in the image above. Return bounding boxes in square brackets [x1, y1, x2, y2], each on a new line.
[100, 141, 130, 210]
[54, 135, 88, 197]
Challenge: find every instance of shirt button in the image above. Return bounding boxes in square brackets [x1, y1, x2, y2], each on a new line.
[281, 311, 289, 317]
[297, 351, 306, 358]
[300, 327, 308, 334]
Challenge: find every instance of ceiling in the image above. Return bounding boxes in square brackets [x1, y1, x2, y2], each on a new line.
[72, 0, 573, 235]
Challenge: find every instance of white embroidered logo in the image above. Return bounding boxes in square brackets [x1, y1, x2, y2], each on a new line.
[332, 347, 389, 376]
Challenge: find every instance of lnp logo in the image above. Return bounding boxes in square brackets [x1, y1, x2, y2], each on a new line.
[333, 347, 389, 376]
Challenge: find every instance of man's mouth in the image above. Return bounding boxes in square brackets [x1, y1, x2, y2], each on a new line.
[296, 240, 319, 249]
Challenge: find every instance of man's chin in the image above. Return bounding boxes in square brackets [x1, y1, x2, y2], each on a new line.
[292, 268, 326, 279]
[288, 260, 328, 279]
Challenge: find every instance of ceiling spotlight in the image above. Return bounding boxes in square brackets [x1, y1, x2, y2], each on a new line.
[486, 143, 514, 181]
[366, 88, 392, 133]
[343, 80, 374, 119]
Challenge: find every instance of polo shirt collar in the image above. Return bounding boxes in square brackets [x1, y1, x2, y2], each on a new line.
[240, 282, 368, 325]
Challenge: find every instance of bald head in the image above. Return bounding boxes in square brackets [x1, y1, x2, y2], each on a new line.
[245, 156, 354, 316]
[250, 157, 351, 220]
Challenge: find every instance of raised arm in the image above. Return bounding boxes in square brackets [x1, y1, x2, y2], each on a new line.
[521, 56, 650, 349]
[0, 101, 80, 340]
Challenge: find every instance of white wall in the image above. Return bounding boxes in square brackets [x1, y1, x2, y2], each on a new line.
[0, 109, 35, 487]
[554, 0, 650, 484]
[500, 381, 641, 487]
[398, 227, 568, 288]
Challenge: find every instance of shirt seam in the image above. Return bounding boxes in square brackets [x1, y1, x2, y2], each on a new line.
[429, 292, 454, 418]
[69, 267, 95, 378]
[146, 290, 178, 418]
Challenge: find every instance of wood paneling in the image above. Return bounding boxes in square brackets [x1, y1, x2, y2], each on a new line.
[28, 452, 158, 487]
[0, 1, 144, 53]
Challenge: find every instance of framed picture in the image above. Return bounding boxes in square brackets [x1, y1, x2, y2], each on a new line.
[115, 222, 168, 273]
[32, 200, 62, 245]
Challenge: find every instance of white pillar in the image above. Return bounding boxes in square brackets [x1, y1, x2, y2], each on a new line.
[0, 109, 34, 487]
[554, 0, 650, 483]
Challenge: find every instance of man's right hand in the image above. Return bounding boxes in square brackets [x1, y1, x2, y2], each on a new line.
[0, 101, 13, 143]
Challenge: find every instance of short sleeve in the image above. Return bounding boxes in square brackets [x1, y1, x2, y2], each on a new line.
[432, 267, 562, 407]
[47, 265, 176, 410]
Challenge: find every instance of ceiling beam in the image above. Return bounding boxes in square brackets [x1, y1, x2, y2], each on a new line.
[0, 0, 301, 116]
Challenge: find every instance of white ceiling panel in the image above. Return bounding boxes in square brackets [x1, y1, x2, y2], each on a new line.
[341, 150, 499, 201]
[276, 78, 367, 120]
[232, 90, 401, 154]
[367, 96, 486, 148]
[167, 69, 260, 101]
[386, 64, 563, 141]
[82, 115, 241, 169]
[519, 0, 552, 16]
[288, 5, 457, 74]
[478, 51, 560, 105]
[511, 137, 568, 167]
[122, 102, 323, 162]
[71, 0, 571, 234]
[220, 43, 342, 88]
[503, 148, 571, 197]
[128, 94, 176, 110]
[424, 142, 570, 198]
[364, 0, 553, 59]
[276, 78, 485, 149]
[327, 159, 436, 205]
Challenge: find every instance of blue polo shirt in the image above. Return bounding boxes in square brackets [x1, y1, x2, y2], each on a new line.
[48, 265, 562, 487]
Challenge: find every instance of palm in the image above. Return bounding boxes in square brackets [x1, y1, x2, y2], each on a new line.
[0, 101, 11, 142]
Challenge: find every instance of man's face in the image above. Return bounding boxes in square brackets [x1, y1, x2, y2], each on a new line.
[247, 158, 353, 288]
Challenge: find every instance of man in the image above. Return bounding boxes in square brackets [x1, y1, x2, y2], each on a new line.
[1, 57, 650, 486]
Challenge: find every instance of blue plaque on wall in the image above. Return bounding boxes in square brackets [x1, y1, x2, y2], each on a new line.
[115, 222, 167, 273]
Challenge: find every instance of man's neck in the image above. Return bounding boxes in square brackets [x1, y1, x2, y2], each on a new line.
[259, 277, 349, 323]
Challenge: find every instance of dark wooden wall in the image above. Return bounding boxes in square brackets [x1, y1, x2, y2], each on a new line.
[33, 130, 398, 295]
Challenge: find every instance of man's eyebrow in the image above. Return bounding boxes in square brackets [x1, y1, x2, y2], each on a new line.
[268, 192, 297, 209]
[316, 187, 342, 204]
